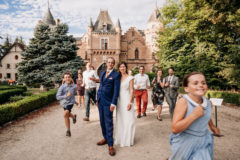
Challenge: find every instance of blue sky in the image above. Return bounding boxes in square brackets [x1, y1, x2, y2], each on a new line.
[0, 0, 166, 44]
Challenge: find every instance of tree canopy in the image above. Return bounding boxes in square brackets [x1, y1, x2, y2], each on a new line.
[18, 23, 84, 87]
[156, 0, 240, 89]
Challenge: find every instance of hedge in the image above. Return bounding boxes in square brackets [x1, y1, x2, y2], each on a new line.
[0, 85, 27, 91]
[178, 87, 240, 106]
[0, 88, 26, 104]
[206, 91, 240, 106]
[0, 89, 57, 125]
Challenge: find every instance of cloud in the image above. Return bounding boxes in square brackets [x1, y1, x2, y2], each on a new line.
[0, 0, 166, 44]
[0, 0, 9, 10]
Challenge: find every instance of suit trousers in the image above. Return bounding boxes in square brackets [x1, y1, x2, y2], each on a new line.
[98, 101, 114, 146]
[135, 90, 148, 115]
[165, 94, 177, 118]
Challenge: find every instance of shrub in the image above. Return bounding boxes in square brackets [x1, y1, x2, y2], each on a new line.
[146, 72, 156, 83]
[0, 89, 57, 125]
[9, 95, 25, 102]
[206, 91, 240, 106]
[0, 85, 16, 90]
[178, 88, 240, 105]
[0, 88, 26, 104]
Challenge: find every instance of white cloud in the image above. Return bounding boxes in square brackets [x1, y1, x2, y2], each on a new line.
[0, 0, 166, 44]
[0, 0, 9, 10]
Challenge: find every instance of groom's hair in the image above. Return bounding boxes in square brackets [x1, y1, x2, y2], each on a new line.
[107, 57, 115, 64]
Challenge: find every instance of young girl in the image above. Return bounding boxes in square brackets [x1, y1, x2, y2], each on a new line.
[56, 72, 77, 137]
[76, 73, 85, 106]
[169, 72, 220, 160]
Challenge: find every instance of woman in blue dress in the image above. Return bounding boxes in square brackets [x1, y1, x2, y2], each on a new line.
[169, 72, 220, 160]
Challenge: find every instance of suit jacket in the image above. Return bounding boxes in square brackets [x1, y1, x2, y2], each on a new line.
[164, 75, 179, 98]
[97, 70, 121, 106]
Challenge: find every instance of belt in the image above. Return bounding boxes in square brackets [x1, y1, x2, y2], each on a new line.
[136, 89, 146, 91]
[87, 87, 96, 90]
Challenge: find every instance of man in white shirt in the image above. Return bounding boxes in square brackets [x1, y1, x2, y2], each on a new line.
[164, 67, 179, 119]
[82, 62, 99, 121]
[134, 66, 151, 118]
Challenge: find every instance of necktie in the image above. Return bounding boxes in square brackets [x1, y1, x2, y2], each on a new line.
[105, 71, 109, 78]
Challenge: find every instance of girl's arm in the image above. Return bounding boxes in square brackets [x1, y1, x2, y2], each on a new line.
[171, 98, 204, 134]
[208, 119, 220, 135]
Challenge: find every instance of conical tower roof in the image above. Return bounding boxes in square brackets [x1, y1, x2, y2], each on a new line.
[147, 3, 161, 23]
[116, 18, 121, 29]
[42, 6, 56, 26]
[93, 10, 116, 32]
[89, 18, 93, 27]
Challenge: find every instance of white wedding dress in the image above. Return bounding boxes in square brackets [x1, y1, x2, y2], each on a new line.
[115, 76, 136, 147]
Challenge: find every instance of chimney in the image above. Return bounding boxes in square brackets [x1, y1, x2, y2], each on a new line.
[56, 18, 60, 25]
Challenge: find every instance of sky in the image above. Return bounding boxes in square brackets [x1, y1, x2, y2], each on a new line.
[0, 0, 166, 44]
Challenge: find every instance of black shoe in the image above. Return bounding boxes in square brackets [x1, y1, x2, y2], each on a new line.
[66, 130, 71, 137]
[73, 114, 77, 124]
[143, 112, 147, 116]
[137, 114, 141, 118]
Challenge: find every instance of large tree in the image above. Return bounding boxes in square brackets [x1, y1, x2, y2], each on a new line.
[156, 0, 240, 89]
[18, 23, 84, 87]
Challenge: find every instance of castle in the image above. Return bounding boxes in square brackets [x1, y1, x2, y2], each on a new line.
[76, 6, 163, 74]
[39, 3, 163, 74]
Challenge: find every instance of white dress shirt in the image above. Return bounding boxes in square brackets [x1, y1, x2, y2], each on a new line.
[134, 73, 150, 90]
[83, 70, 99, 89]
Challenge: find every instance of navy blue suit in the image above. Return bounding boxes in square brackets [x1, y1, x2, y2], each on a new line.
[97, 70, 120, 146]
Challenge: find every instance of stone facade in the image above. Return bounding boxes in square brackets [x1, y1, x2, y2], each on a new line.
[0, 43, 24, 81]
[77, 7, 163, 74]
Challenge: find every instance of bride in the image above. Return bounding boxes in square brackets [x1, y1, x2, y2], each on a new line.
[115, 62, 136, 147]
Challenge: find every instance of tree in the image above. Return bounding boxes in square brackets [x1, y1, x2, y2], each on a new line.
[3, 35, 12, 54]
[156, 0, 240, 89]
[0, 36, 4, 57]
[18, 23, 84, 88]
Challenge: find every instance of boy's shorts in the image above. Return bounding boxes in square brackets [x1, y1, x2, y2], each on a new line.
[64, 104, 74, 112]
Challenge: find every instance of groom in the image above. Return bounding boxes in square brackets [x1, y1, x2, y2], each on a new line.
[97, 57, 120, 156]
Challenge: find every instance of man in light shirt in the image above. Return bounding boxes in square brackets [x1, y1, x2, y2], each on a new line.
[134, 66, 151, 118]
[82, 62, 99, 121]
[164, 67, 179, 119]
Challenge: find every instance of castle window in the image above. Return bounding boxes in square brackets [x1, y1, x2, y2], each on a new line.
[7, 73, 11, 79]
[0, 73, 2, 79]
[7, 64, 10, 69]
[101, 38, 108, 50]
[135, 48, 139, 59]
[85, 51, 88, 60]
[15, 55, 18, 60]
[15, 64, 18, 68]
[132, 31, 135, 37]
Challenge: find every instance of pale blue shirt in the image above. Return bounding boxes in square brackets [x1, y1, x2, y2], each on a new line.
[56, 83, 76, 108]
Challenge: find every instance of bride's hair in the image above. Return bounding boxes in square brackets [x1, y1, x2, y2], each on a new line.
[118, 61, 128, 74]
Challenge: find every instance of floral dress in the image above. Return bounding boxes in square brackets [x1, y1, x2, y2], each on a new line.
[151, 76, 165, 105]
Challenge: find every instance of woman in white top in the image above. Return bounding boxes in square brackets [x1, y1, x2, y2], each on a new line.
[115, 62, 136, 147]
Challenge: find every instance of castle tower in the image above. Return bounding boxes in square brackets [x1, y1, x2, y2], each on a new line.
[115, 18, 121, 55]
[145, 2, 163, 57]
[42, 2, 56, 27]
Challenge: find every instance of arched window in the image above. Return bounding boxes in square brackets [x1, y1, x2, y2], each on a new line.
[15, 55, 18, 60]
[135, 48, 139, 59]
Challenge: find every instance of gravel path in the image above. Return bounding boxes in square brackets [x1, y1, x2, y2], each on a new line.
[0, 92, 239, 160]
